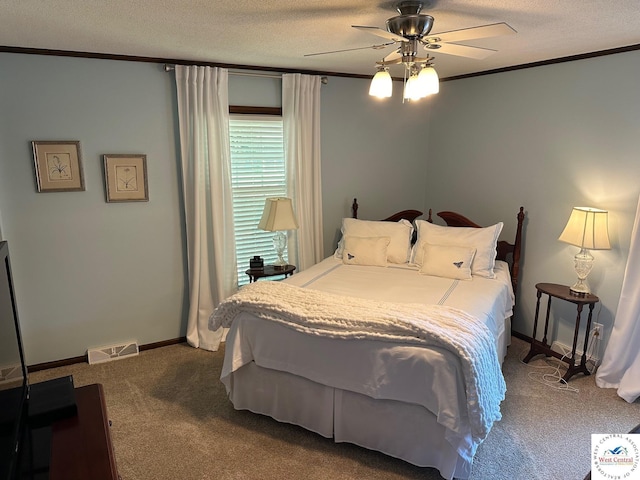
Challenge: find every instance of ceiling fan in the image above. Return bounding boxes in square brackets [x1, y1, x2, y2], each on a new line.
[305, 1, 516, 101]
[307, 0, 516, 64]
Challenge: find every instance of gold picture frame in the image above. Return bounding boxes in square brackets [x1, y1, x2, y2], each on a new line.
[103, 154, 149, 203]
[32, 141, 85, 192]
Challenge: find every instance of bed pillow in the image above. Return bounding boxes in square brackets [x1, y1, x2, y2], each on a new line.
[342, 236, 390, 267]
[419, 243, 476, 280]
[334, 218, 413, 264]
[411, 220, 503, 278]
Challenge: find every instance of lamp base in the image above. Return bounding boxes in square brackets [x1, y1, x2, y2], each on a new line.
[569, 282, 590, 296]
[272, 231, 287, 268]
[570, 248, 594, 296]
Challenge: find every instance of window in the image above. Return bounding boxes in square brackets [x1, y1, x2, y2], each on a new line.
[229, 115, 286, 286]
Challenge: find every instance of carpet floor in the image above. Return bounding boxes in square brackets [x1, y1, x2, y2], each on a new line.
[30, 336, 640, 480]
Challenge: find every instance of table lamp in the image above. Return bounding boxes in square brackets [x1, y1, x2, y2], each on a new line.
[558, 206, 611, 295]
[258, 197, 298, 268]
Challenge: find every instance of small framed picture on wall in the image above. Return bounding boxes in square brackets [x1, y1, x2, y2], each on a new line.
[32, 141, 85, 192]
[103, 154, 149, 203]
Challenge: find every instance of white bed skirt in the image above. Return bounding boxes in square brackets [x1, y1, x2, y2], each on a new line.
[227, 361, 472, 480]
[218, 256, 514, 480]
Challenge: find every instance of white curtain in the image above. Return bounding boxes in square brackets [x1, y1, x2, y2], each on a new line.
[175, 65, 237, 351]
[282, 73, 324, 271]
[596, 194, 640, 403]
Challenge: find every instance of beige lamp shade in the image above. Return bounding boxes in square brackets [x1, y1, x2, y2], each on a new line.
[258, 197, 299, 232]
[559, 207, 611, 250]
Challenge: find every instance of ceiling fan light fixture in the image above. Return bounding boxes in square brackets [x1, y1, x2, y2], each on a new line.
[402, 63, 438, 101]
[403, 68, 423, 101]
[347, 0, 513, 104]
[417, 65, 439, 95]
[369, 68, 393, 98]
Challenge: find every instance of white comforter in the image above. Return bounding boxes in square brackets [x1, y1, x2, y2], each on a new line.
[210, 257, 514, 462]
[210, 280, 506, 445]
[285, 257, 514, 357]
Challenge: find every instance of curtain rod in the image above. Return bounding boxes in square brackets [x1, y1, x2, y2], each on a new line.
[164, 64, 328, 84]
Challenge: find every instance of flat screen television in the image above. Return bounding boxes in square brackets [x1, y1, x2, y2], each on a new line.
[0, 241, 29, 480]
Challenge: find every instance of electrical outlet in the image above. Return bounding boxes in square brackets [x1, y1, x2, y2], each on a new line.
[592, 322, 603, 337]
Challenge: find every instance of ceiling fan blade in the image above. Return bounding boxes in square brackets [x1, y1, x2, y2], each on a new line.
[377, 57, 403, 66]
[304, 42, 395, 57]
[425, 42, 496, 60]
[425, 22, 516, 44]
[383, 49, 402, 62]
[352, 25, 409, 43]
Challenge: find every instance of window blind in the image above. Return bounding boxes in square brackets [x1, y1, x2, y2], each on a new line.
[230, 116, 286, 286]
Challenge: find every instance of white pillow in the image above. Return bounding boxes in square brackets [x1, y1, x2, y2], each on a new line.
[419, 243, 476, 280]
[342, 236, 390, 267]
[334, 218, 413, 264]
[411, 220, 503, 278]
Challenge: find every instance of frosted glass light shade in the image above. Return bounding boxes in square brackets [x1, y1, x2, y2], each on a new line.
[417, 66, 439, 95]
[368, 64, 438, 101]
[404, 66, 439, 100]
[369, 70, 392, 98]
[403, 73, 422, 101]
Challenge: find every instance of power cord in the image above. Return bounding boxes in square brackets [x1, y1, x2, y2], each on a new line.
[518, 303, 605, 391]
[519, 346, 579, 393]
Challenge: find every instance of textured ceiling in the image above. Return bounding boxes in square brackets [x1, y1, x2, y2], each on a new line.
[2, 0, 640, 79]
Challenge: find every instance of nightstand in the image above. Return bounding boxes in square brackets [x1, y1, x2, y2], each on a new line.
[245, 264, 296, 283]
[523, 282, 599, 382]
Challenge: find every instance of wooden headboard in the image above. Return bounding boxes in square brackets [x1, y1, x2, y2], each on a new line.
[350, 198, 525, 295]
[351, 198, 423, 224]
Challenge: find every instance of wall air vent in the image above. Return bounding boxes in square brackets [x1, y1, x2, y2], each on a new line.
[87, 341, 139, 365]
[0, 364, 23, 385]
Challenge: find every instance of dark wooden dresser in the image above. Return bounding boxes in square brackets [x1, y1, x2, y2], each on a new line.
[49, 383, 119, 480]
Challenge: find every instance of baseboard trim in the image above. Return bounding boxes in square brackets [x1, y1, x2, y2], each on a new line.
[139, 337, 187, 352]
[512, 330, 575, 363]
[28, 337, 187, 372]
[511, 330, 531, 343]
[28, 354, 88, 373]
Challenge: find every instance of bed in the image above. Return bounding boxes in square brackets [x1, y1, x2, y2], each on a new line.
[210, 200, 525, 480]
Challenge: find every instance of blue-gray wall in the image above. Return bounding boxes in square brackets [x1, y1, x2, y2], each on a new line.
[1, 49, 638, 365]
[0, 54, 428, 364]
[319, 76, 431, 250]
[0, 55, 187, 364]
[427, 50, 640, 355]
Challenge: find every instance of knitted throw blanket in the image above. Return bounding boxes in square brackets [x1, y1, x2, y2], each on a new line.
[209, 281, 506, 443]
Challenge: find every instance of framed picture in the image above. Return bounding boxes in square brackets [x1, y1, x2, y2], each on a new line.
[32, 141, 85, 192]
[103, 154, 149, 202]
